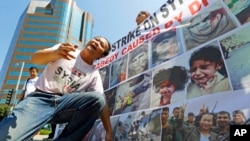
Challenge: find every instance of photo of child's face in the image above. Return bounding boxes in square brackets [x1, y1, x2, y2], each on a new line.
[190, 60, 220, 88]
[154, 37, 179, 60]
[159, 82, 175, 98]
[130, 52, 147, 74]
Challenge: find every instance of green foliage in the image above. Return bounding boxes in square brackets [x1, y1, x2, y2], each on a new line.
[39, 129, 51, 135]
[0, 106, 10, 121]
[39, 124, 52, 135]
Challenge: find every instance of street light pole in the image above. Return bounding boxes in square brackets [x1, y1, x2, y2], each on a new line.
[12, 61, 25, 108]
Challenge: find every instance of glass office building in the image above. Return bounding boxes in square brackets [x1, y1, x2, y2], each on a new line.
[0, 0, 93, 105]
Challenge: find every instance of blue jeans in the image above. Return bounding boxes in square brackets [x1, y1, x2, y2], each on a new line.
[0, 91, 105, 141]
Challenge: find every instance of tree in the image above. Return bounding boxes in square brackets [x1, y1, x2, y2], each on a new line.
[0, 106, 10, 121]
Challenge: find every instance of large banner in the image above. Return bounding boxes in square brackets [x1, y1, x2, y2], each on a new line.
[83, 0, 250, 140]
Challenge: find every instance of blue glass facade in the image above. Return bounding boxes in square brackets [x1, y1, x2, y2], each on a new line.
[0, 0, 93, 105]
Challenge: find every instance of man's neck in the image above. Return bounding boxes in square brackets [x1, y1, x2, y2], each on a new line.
[80, 51, 93, 65]
[219, 125, 229, 133]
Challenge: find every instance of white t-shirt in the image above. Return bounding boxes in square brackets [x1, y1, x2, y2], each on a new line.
[22, 77, 39, 98]
[35, 44, 104, 95]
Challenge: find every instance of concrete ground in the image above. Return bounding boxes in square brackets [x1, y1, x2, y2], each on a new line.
[32, 135, 49, 141]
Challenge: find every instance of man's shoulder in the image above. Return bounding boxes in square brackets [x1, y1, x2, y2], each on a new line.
[26, 78, 31, 82]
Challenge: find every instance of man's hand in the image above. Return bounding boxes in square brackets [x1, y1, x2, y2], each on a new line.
[179, 103, 187, 113]
[56, 43, 78, 60]
[31, 42, 78, 65]
[199, 104, 209, 115]
[105, 132, 113, 141]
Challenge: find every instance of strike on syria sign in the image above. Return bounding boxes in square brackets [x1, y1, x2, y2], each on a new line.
[94, 0, 216, 69]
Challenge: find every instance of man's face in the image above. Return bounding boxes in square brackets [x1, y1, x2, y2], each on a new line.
[234, 113, 245, 124]
[173, 109, 179, 118]
[216, 113, 230, 127]
[199, 114, 213, 130]
[161, 110, 169, 124]
[188, 115, 195, 123]
[190, 60, 220, 88]
[29, 69, 38, 78]
[85, 37, 109, 59]
[130, 52, 147, 74]
[155, 37, 179, 60]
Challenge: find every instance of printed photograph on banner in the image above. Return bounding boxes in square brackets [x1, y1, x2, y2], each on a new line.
[168, 91, 250, 141]
[113, 71, 152, 115]
[115, 113, 136, 141]
[219, 25, 250, 90]
[224, 0, 250, 25]
[186, 42, 232, 99]
[134, 109, 161, 141]
[104, 87, 117, 116]
[115, 109, 161, 141]
[151, 63, 189, 108]
[99, 64, 110, 90]
[128, 41, 149, 79]
[175, 103, 219, 141]
[87, 116, 120, 141]
[110, 55, 128, 87]
[231, 108, 250, 125]
[160, 106, 174, 141]
[181, 2, 237, 50]
[150, 29, 181, 67]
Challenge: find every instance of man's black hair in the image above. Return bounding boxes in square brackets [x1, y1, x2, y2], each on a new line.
[94, 36, 111, 57]
[29, 66, 38, 72]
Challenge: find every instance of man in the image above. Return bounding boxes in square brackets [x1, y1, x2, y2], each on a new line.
[161, 107, 173, 141]
[231, 110, 246, 125]
[0, 36, 112, 141]
[176, 104, 217, 141]
[19, 66, 39, 101]
[168, 107, 183, 141]
[184, 112, 195, 129]
[136, 11, 150, 25]
[212, 111, 230, 141]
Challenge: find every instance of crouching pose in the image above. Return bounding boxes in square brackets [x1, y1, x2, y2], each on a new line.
[0, 36, 113, 141]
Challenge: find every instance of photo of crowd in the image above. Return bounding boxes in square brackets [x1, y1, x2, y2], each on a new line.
[84, 91, 250, 141]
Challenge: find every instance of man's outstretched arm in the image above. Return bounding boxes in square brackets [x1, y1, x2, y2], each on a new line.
[100, 103, 113, 141]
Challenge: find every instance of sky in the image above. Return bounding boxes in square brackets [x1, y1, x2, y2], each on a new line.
[0, 0, 167, 71]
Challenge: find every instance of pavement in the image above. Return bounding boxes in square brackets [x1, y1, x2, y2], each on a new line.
[32, 135, 49, 141]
